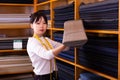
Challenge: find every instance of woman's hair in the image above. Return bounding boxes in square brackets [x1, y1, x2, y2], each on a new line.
[30, 10, 48, 24]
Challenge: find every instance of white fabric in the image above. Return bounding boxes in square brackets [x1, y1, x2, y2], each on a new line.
[27, 37, 62, 75]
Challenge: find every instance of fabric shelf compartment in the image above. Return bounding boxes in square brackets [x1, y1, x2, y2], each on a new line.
[78, 34, 118, 78]
[0, 38, 28, 50]
[54, 2, 74, 28]
[0, 14, 30, 23]
[56, 60, 74, 80]
[79, 0, 118, 30]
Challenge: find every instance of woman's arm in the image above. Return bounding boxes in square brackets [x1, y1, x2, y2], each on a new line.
[52, 44, 66, 56]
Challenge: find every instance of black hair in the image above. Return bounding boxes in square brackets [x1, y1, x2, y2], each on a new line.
[30, 10, 48, 24]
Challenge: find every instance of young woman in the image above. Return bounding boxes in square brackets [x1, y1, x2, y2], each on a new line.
[27, 10, 68, 80]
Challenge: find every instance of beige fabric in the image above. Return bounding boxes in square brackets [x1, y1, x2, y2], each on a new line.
[62, 20, 88, 47]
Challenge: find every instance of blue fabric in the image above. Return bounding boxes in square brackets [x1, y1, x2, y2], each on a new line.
[58, 52, 74, 62]
[79, 58, 117, 77]
[54, 2, 74, 28]
[57, 61, 74, 80]
[79, 0, 118, 30]
[79, 0, 118, 12]
[54, 2, 74, 14]
[83, 19, 118, 30]
[82, 44, 118, 57]
[86, 36, 118, 49]
[80, 72, 108, 80]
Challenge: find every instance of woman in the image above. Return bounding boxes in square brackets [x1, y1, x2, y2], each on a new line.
[27, 10, 68, 80]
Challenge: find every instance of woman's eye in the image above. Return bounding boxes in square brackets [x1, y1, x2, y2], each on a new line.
[36, 23, 40, 24]
[43, 22, 46, 24]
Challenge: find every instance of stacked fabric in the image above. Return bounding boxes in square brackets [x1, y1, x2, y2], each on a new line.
[0, 14, 30, 29]
[39, 10, 50, 20]
[78, 34, 118, 78]
[53, 31, 74, 62]
[0, 14, 30, 23]
[54, 2, 74, 28]
[78, 72, 108, 80]
[0, 37, 28, 50]
[57, 60, 74, 80]
[79, 0, 118, 30]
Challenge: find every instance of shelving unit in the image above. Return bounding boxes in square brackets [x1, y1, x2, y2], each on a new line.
[0, 1, 33, 79]
[33, 0, 119, 80]
[0, 0, 119, 80]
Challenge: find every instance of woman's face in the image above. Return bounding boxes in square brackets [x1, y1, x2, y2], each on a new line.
[31, 17, 47, 36]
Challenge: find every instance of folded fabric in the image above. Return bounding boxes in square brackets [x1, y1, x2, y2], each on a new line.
[62, 20, 88, 47]
[80, 72, 108, 80]
[83, 19, 118, 30]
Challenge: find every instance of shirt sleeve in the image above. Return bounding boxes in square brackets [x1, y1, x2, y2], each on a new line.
[46, 37, 69, 51]
[28, 38, 55, 60]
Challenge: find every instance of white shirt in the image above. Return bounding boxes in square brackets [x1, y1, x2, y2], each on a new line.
[27, 36, 62, 75]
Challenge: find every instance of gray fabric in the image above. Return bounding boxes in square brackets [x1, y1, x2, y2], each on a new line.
[62, 20, 87, 47]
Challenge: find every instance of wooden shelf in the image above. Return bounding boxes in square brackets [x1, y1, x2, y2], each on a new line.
[0, 23, 30, 29]
[0, 3, 33, 6]
[55, 56, 75, 66]
[0, 49, 26, 53]
[85, 30, 118, 34]
[76, 64, 117, 80]
[51, 28, 64, 31]
[37, 1, 50, 6]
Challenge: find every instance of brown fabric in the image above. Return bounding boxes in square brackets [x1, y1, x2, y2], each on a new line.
[62, 20, 88, 47]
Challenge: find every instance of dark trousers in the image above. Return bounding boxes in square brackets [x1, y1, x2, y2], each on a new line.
[34, 71, 59, 80]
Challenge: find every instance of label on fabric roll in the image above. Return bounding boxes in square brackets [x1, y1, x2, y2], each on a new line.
[13, 40, 22, 50]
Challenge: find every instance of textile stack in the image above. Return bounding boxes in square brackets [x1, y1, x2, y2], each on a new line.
[78, 72, 108, 80]
[78, 34, 118, 78]
[53, 31, 74, 62]
[79, 0, 118, 30]
[54, 2, 74, 28]
[57, 60, 74, 80]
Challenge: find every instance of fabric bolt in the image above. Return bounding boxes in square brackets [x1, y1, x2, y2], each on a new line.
[54, 2, 74, 14]
[83, 19, 118, 30]
[62, 20, 88, 47]
[79, 58, 117, 77]
[80, 10, 118, 19]
[79, 48, 117, 64]
[79, 0, 118, 12]
[82, 45, 118, 57]
[57, 62, 74, 80]
[54, 2, 74, 28]
[86, 36, 118, 49]
[79, 0, 118, 30]
[78, 53, 117, 68]
[80, 72, 108, 80]
[0, 38, 28, 49]
[58, 52, 74, 62]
